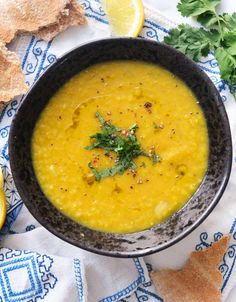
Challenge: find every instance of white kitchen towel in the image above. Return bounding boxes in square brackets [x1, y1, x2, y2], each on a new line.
[0, 1, 235, 301]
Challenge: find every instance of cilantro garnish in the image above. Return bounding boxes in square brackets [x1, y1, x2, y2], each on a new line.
[164, 0, 236, 99]
[85, 112, 160, 181]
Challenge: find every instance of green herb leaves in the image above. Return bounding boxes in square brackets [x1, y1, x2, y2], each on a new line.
[177, 0, 220, 17]
[164, 0, 236, 99]
[85, 112, 160, 181]
[215, 48, 236, 82]
[221, 13, 236, 31]
[164, 25, 218, 61]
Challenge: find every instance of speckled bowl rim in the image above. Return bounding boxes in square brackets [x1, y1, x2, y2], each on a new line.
[9, 38, 232, 257]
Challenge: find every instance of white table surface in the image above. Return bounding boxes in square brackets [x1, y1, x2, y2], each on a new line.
[144, 1, 236, 301]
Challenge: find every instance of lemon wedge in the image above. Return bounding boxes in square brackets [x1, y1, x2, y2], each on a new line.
[103, 0, 144, 37]
[0, 169, 7, 229]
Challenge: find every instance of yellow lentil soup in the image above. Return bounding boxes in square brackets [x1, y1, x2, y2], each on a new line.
[32, 61, 208, 233]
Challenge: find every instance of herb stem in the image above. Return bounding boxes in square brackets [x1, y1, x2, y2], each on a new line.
[213, 9, 224, 41]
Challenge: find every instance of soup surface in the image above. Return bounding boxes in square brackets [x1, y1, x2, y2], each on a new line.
[32, 61, 208, 233]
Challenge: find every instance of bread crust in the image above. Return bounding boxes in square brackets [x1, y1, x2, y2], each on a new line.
[0, 43, 28, 109]
[151, 235, 230, 302]
[0, 0, 86, 43]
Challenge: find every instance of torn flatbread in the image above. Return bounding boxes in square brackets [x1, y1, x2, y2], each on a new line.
[151, 235, 230, 302]
[0, 43, 28, 110]
[0, 0, 86, 43]
[35, 0, 86, 41]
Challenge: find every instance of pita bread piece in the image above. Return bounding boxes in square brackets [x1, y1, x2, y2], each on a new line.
[0, 43, 28, 110]
[35, 0, 86, 41]
[151, 235, 230, 302]
[0, 0, 86, 43]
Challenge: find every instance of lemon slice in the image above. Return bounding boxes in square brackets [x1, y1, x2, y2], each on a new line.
[0, 169, 7, 229]
[103, 0, 144, 37]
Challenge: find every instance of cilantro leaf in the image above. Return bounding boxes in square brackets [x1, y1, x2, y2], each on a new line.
[197, 12, 218, 27]
[164, 0, 236, 100]
[95, 111, 120, 135]
[215, 47, 236, 98]
[85, 112, 159, 181]
[220, 13, 236, 31]
[164, 25, 218, 61]
[197, 12, 236, 39]
[177, 0, 220, 17]
[222, 31, 236, 55]
[88, 163, 126, 181]
[215, 48, 236, 83]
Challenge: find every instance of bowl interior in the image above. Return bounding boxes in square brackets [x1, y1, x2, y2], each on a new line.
[9, 38, 232, 257]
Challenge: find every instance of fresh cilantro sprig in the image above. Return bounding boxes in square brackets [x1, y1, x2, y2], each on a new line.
[164, 0, 236, 99]
[85, 112, 160, 181]
[177, 0, 220, 17]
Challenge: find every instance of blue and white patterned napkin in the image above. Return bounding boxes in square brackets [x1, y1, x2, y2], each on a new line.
[0, 1, 236, 301]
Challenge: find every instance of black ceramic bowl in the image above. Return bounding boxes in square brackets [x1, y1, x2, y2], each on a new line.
[9, 38, 232, 257]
